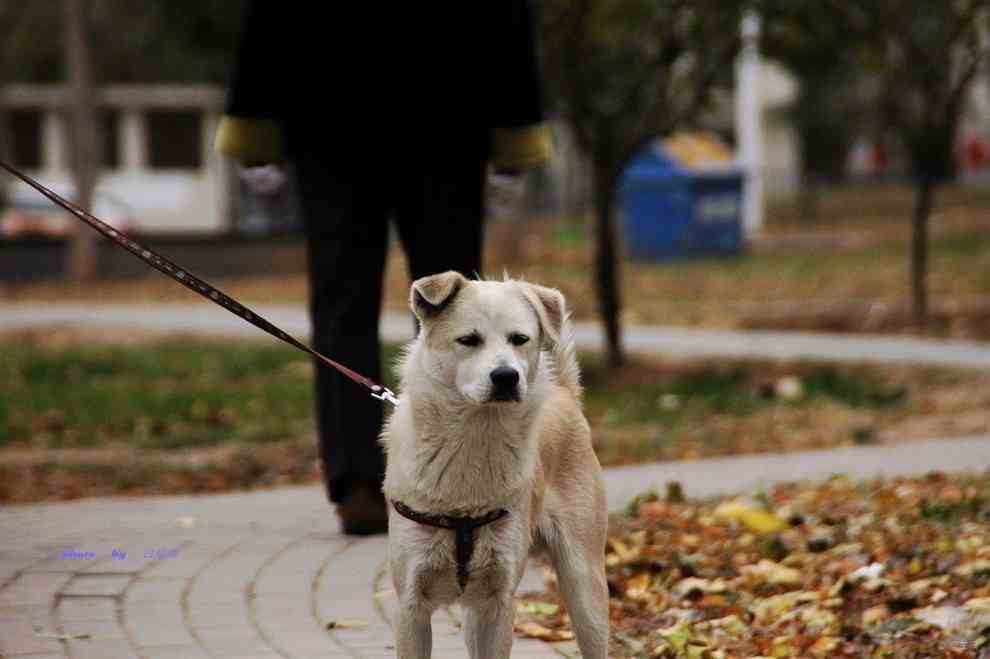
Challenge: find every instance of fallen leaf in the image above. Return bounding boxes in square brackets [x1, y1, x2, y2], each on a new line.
[915, 605, 969, 631]
[751, 591, 819, 624]
[775, 376, 804, 401]
[713, 500, 787, 534]
[625, 572, 653, 600]
[799, 606, 839, 633]
[862, 577, 893, 592]
[515, 621, 574, 642]
[862, 605, 890, 626]
[849, 562, 885, 583]
[741, 559, 803, 587]
[517, 601, 560, 616]
[175, 516, 197, 528]
[770, 634, 798, 657]
[697, 614, 747, 636]
[673, 577, 727, 598]
[609, 537, 641, 563]
[655, 619, 711, 658]
[954, 560, 990, 579]
[807, 636, 840, 657]
[639, 500, 672, 519]
[326, 619, 368, 630]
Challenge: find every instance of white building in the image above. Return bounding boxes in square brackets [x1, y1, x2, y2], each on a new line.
[1, 84, 234, 234]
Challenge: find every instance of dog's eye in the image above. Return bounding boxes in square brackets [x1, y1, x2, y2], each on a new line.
[456, 334, 482, 347]
[508, 333, 530, 346]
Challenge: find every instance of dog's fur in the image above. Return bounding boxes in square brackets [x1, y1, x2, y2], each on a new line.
[382, 271, 608, 659]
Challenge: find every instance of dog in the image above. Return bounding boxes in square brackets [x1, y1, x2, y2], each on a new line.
[381, 271, 609, 659]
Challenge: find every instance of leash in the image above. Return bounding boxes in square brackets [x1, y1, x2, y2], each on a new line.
[0, 159, 399, 407]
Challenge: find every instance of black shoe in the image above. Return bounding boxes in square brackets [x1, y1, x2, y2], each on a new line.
[336, 482, 388, 536]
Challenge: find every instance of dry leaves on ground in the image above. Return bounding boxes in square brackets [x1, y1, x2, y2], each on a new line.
[521, 471, 990, 658]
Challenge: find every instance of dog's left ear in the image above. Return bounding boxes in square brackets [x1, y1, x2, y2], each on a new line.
[520, 283, 565, 349]
[411, 271, 467, 321]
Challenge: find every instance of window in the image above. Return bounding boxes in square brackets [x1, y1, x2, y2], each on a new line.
[9, 110, 42, 169]
[147, 110, 202, 169]
[101, 109, 120, 170]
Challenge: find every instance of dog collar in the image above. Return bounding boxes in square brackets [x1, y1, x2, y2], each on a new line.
[390, 500, 508, 591]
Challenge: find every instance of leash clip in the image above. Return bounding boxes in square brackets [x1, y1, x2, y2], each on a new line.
[370, 385, 400, 407]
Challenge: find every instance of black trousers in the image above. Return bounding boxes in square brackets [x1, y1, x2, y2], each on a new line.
[294, 143, 488, 504]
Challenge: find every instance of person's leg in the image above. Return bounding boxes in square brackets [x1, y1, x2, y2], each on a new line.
[295, 157, 390, 533]
[394, 137, 489, 284]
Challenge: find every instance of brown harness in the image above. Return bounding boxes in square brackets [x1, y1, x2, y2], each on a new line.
[391, 500, 508, 591]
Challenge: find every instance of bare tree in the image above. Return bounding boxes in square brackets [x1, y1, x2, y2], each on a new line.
[539, 0, 746, 366]
[847, 0, 990, 325]
[65, 0, 99, 280]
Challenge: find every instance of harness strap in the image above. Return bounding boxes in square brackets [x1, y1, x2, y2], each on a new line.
[391, 500, 508, 591]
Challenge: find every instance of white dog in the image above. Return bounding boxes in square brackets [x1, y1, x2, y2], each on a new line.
[382, 271, 609, 659]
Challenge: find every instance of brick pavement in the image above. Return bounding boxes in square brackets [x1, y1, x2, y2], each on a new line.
[0, 486, 573, 659]
[3, 435, 989, 657]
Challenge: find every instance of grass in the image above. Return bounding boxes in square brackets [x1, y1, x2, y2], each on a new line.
[0, 339, 921, 453]
[0, 338, 399, 450]
[578, 356, 955, 466]
[764, 180, 990, 229]
[1, 335, 987, 503]
[583, 362, 906, 424]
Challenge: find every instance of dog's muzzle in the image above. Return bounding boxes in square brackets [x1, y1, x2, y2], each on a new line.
[488, 366, 520, 402]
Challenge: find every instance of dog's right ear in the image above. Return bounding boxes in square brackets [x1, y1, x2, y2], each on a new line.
[410, 271, 466, 321]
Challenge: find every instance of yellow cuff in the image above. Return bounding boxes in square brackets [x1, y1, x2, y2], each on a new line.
[214, 116, 283, 166]
[493, 124, 552, 170]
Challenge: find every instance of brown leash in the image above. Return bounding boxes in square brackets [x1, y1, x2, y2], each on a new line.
[0, 159, 399, 407]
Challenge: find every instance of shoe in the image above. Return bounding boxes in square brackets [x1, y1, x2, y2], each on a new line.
[336, 482, 389, 536]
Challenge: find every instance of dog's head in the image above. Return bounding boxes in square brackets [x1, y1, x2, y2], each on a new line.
[409, 271, 565, 405]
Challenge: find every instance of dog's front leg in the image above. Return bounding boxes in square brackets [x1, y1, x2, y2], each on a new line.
[395, 599, 432, 659]
[464, 594, 514, 659]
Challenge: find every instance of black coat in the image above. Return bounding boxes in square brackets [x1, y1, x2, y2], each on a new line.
[225, 2, 546, 161]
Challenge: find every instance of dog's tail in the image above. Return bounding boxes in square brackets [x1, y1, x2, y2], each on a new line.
[553, 311, 582, 399]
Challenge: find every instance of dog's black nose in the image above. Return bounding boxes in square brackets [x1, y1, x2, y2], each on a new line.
[490, 366, 520, 390]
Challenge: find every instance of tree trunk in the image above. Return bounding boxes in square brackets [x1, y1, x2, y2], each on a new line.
[592, 163, 624, 367]
[65, 0, 99, 281]
[797, 173, 820, 223]
[910, 177, 934, 327]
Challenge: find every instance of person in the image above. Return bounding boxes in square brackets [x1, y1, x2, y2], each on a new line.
[215, 2, 552, 534]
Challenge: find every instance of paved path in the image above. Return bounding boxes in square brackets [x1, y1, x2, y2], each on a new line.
[2, 303, 988, 657]
[1, 302, 988, 369]
[0, 486, 560, 659]
[603, 433, 990, 509]
[3, 435, 989, 658]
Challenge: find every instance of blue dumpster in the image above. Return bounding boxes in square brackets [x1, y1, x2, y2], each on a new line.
[619, 135, 743, 261]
